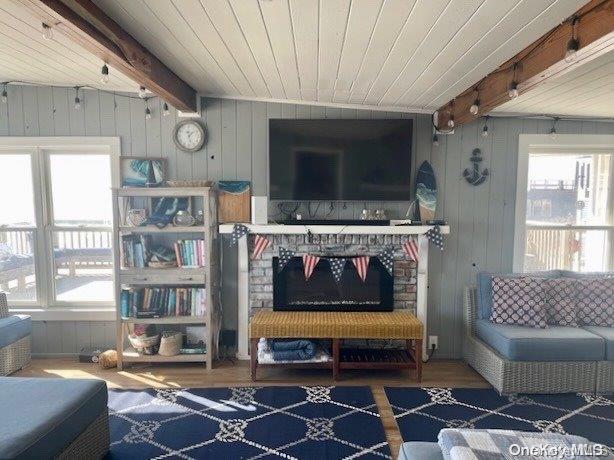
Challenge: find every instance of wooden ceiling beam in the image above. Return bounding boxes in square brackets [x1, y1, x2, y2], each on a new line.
[435, 0, 614, 131]
[28, 0, 197, 112]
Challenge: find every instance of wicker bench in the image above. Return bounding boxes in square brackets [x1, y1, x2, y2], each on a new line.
[249, 310, 423, 381]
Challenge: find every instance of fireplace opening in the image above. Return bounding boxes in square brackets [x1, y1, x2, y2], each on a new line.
[272, 256, 393, 312]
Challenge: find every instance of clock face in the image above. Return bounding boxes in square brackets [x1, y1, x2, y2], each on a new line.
[174, 121, 205, 152]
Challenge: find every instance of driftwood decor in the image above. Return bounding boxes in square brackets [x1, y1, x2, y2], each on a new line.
[463, 148, 489, 186]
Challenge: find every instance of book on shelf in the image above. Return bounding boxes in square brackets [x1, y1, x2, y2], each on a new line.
[121, 235, 152, 268]
[120, 287, 206, 318]
[174, 239, 206, 267]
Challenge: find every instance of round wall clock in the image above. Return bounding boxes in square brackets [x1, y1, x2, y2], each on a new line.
[173, 119, 206, 152]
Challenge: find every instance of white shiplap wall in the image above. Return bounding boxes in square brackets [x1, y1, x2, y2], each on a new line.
[2, 84, 613, 358]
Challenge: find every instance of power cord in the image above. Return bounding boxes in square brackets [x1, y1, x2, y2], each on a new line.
[423, 343, 437, 363]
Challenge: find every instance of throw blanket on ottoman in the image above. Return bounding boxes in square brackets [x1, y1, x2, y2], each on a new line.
[438, 429, 611, 460]
[270, 339, 316, 361]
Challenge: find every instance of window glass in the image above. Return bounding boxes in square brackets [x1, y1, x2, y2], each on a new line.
[0, 230, 36, 301]
[0, 155, 35, 226]
[49, 154, 112, 227]
[52, 230, 113, 302]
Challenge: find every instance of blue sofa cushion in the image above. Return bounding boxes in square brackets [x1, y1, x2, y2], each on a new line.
[0, 315, 31, 348]
[476, 271, 560, 320]
[583, 326, 614, 361]
[475, 319, 605, 361]
[0, 377, 108, 459]
[398, 442, 443, 460]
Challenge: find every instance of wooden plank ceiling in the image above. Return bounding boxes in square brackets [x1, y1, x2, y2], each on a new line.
[495, 49, 614, 117]
[91, 0, 588, 112]
[0, 0, 138, 92]
[1, 0, 601, 116]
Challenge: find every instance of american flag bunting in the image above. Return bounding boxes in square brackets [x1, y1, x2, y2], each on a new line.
[251, 235, 270, 259]
[402, 238, 420, 263]
[302, 254, 321, 281]
[352, 256, 370, 282]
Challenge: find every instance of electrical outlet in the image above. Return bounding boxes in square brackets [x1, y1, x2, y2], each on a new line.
[428, 335, 438, 349]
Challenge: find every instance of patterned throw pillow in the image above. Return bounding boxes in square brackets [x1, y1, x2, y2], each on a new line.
[545, 278, 578, 327]
[576, 277, 614, 327]
[490, 276, 548, 328]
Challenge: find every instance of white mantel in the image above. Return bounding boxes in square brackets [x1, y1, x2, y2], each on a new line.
[219, 223, 450, 360]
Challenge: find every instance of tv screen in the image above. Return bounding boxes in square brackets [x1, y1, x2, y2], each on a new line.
[269, 119, 412, 201]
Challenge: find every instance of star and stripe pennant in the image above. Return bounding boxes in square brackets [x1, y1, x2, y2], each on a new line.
[328, 258, 346, 283]
[402, 237, 420, 263]
[302, 254, 321, 281]
[229, 223, 250, 247]
[377, 247, 394, 276]
[352, 256, 370, 282]
[251, 235, 270, 259]
[425, 225, 444, 250]
[278, 247, 295, 272]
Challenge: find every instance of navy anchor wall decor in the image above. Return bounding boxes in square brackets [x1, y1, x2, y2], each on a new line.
[463, 148, 489, 186]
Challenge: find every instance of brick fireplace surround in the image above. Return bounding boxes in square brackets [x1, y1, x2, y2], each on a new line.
[249, 234, 418, 314]
[219, 223, 450, 360]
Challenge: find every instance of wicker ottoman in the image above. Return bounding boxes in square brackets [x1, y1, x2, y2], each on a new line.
[249, 310, 423, 381]
[0, 377, 109, 458]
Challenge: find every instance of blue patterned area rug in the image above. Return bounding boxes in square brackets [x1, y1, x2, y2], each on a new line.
[107, 386, 391, 459]
[385, 387, 614, 449]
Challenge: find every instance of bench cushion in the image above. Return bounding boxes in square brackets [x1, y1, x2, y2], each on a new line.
[0, 315, 31, 348]
[398, 442, 443, 460]
[249, 310, 423, 339]
[583, 326, 614, 361]
[0, 377, 108, 459]
[475, 319, 605, 361]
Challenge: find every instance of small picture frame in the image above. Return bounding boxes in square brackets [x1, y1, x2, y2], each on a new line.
[121, 157, 166, 187]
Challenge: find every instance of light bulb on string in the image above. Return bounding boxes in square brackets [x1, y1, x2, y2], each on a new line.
[470, 99, 480, 115]
[145, 100, 152, 119]
[565, 17, 579, 63]
[100, 64, 109, 84]
[162, 102, 170, 117]
[482, 117, 489, 138]
[42, 23, 53, 40]
[1, 84, 7, 104]
[432, 133, 439, 147]
[138, 86, 147, 98]
[73, 87, 81, 110]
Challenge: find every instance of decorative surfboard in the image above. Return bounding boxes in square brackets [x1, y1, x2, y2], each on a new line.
[415, 161, 437, 222]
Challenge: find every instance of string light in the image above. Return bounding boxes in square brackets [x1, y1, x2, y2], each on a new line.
[549, 117, 559, 139]
[447, 115, 455, 128]
[42, 23, 53, 40]
[100, 64, 109, 84]
[162, 102, 170, 116]
[1, 83, 7, 103]
[508, 64, 519, 99]
[145, 99, 152, 119]
[432, 132, 439, 147]
[565, 16, 579, 63]
[73, 87, 81, 110]
[482, 116, 489, 137]
[138, 86, 147, 98]
[469, 86, 480, 115]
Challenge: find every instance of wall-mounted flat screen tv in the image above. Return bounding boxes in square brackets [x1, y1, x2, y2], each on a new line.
[269, 119, 412, 201]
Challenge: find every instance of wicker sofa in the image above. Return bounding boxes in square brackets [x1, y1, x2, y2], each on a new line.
[0, 292, 31, 375]
[463, 271, 614, 395]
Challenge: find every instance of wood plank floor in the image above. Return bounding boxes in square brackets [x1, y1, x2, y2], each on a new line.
[18, 358, 489, 459]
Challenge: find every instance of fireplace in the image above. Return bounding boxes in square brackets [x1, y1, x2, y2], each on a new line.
[272, 256, 393, 312]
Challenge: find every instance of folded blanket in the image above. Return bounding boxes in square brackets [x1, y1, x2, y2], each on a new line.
[438, 429, 606, 460]
[257, 339, 330, 364]
[269, 339, 316, 361]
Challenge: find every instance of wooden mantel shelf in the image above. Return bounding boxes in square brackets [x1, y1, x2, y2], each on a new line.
[219, 223, 450, 236]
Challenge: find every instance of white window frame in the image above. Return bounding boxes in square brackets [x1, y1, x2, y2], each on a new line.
[514, 134, 614, 273]
[1, 137, 120, 320]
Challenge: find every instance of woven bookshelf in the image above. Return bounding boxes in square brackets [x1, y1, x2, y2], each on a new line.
[112, 186, 218, 370]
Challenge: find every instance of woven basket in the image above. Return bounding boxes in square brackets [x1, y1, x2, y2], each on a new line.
[159, 332, 183, 356]
[128, 334, 160, 355]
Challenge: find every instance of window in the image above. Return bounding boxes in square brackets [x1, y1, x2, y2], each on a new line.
[0, 138, 119, 310]
[514, 135, 614, 272]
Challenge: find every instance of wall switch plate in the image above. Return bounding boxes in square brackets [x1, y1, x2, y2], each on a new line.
[428, 335, 438, 349]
